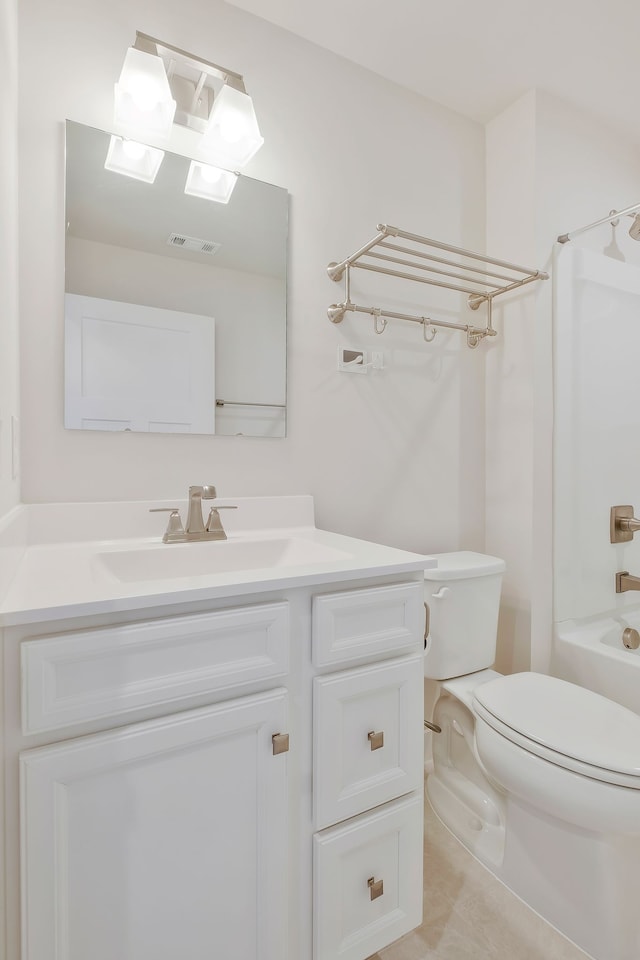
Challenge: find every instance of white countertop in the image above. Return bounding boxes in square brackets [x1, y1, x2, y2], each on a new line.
[0, 497, 434, 626]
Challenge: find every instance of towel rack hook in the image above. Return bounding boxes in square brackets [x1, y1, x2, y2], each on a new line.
[423, 318, 437, 342]
[372, 308, 387, 335]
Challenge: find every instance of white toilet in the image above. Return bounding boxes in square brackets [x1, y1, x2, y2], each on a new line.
[424, 551, 640, 960]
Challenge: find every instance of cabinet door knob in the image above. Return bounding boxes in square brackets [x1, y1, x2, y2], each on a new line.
[272, 732, 290, 755]
[368, 877, 384, 900]
[368, 730, 384, 751]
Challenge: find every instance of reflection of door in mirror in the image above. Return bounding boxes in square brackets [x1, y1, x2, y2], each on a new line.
[65, 294, 216, 433]
[64, 121, 288, 438]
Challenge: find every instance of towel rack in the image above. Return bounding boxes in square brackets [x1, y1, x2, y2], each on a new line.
[327, 224, 548, 348]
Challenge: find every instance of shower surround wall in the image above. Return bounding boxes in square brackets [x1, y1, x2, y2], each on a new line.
[17, 0, 486, 558]
[550, 244, 640, 718]
[554, 246, 640, 622]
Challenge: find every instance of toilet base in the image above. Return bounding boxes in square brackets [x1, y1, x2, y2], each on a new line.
[425, 768, 504, 868]
[426, 690, 505, 869]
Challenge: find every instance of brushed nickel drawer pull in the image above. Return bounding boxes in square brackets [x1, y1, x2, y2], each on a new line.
[272, 733, 289, 755]
[368, 877, 384, 900]
[424, 601, 430, 647]
[368, 730, 384, 751]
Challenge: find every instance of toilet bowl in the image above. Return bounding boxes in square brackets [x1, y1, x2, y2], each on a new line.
[424, 552, 640, 960]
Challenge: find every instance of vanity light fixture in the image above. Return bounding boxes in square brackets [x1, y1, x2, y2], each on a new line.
[110, 32, 264, 193]
[114, 46, 176, 140]
[199, 84, 264, 170]
[184, 161, 238, 204]
[104, 136, 165, 183]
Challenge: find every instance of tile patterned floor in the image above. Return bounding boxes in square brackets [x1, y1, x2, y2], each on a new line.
[370, 796, 590, 960]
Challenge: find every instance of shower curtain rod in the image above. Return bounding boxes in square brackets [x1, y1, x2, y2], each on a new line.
[557, 201, 640, 243]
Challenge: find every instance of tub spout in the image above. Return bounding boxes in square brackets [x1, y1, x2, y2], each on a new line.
[616, 571, 640, 593]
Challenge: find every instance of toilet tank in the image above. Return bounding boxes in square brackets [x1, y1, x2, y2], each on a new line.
[424, 551, 505, 680]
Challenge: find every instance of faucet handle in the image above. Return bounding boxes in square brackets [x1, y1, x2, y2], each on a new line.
[149, 508, 185, 543]
[205, 505, 238, 537]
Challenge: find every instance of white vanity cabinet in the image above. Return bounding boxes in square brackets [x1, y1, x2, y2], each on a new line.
[1, 571, 426, 960]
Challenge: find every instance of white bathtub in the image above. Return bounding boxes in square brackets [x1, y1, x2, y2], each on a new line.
[552, 610, 640, 715]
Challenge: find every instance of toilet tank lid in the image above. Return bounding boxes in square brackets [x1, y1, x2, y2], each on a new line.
[474, 672, 640, 780]
[424, 551, 506, 581]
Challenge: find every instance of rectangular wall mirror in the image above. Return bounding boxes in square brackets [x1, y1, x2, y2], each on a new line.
[64, 120, 288, 437]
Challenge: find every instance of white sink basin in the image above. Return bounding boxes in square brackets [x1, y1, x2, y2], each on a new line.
[95, 537, 352, 583]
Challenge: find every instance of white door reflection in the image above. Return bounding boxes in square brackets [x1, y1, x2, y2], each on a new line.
[65, 294, 215, 433]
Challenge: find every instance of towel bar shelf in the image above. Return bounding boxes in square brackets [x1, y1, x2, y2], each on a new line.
[327, 224, 548, 348]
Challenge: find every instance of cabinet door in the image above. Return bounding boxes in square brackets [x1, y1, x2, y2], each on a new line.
[21, 689, 289, 960]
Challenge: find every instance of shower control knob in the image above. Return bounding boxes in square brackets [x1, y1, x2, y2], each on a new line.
[622, 627, 640, 650]
[610, 505, 640, 543]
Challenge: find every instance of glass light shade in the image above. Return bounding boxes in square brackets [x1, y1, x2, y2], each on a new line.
[200, 84, 264, 169]
[104, 136, 165, 183]
[114, 47, 176, 140]
[184, 161, 238, 203]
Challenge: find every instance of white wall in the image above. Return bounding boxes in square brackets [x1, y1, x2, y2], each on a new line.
[0, 0, 19, 517]
[0, 0, 16, 947]
[486, 89, 640, 673]
[485, 92, 538, 674]
[18, 0, 486, 556]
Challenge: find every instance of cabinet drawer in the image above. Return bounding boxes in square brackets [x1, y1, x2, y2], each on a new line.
[22, 602, 289, 734]
[313, 655, 423, 829]
[313, 793, 423, 960]
[312, 582, 423, 668]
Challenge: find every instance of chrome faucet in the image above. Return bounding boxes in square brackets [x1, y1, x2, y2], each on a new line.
[150, 485, 237, 543]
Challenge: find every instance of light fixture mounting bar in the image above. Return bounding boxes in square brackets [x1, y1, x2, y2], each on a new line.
[134, 31, 247, 93]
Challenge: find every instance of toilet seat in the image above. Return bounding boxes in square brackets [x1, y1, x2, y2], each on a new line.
[473, 672, 640, 789]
